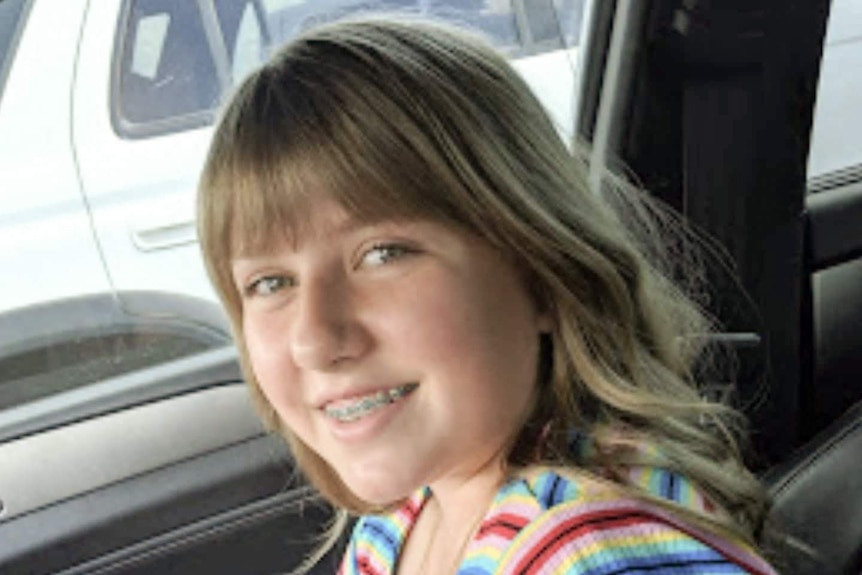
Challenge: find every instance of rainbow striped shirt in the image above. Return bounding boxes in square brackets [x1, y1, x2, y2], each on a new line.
[338, 467, 777, 574]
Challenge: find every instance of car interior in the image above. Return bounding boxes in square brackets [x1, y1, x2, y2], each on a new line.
[0, 1, 860, 574]
[582, 2, 861, 573]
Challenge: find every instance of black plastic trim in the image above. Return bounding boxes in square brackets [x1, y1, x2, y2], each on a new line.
[806, 179, 862, 271]
[808, 163, 862, 194]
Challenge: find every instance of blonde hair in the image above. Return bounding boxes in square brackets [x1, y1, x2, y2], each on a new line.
[197, 16, 770, 554]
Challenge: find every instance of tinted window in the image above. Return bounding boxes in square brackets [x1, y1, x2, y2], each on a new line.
[0, 0, 31, 104]
[554, 0, 584, 47]
[262, 0, 580, 58]
[117, 0, 221, 126]
[113, 0, 583, 136]
[115, 0, 271, 134]
[524, 0, 563, 47]
[213, 0, 269, 85]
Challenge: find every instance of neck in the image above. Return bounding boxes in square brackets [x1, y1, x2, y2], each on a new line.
[412, 463, 506, 574]
[428, 463, 504, 527]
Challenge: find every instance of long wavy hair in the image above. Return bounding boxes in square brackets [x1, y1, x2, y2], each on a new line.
[197, 16, 770, 556]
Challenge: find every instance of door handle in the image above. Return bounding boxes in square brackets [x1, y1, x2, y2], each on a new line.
[132, 220, 197, 252]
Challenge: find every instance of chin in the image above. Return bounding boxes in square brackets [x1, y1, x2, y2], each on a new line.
[339, 464, 420, 507]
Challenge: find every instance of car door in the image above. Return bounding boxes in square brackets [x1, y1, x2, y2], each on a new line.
[71, 0, 249, 320]
[0, 0, 111, 315]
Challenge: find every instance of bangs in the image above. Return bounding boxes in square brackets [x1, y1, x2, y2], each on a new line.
[202, 35, 475, 263]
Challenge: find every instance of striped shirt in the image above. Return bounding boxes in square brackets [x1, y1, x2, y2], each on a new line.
[338, 467, 777, 574]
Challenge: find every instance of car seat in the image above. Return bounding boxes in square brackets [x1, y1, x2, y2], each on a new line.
[764, 400, 862, 575]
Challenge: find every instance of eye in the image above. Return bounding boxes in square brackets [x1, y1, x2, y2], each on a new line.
[244, 274, 292, 297]
[360, 243, 414, 267]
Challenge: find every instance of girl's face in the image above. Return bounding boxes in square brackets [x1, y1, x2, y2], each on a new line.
[231, 198, 549, 504]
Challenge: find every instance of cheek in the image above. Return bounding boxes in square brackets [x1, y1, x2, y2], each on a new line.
[242, 316, 300, 411]
[386, 271, 541, 396]
[242, 313, 281, 363]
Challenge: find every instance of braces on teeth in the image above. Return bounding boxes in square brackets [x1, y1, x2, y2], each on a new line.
[325, 384, 417, 422]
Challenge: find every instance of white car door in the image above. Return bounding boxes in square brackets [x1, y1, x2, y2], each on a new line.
[0, 0, 110, 313]
[71, 0, 252, 319]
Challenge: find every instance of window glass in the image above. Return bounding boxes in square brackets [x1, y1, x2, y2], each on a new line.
[524, 0, 563, 47]
[213, 0, 269, 85]
[261, 0, 577, 58]
[118, 0, 221, 125]
[232, 3, 267, 84]
[424, 0, 520, 54]
[807, 0, 862, 188]
[0, 0, 587, 440]
[0, 331, 220, 411]
[0, 0, 31, 103]
[113, 0, 585, 133]
[554, 0, 584, 47]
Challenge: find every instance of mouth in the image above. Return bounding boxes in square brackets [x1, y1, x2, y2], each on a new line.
[323, 383, 418, 423]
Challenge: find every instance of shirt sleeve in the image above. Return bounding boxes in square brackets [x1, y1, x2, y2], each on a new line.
[495, 498, 770, 575]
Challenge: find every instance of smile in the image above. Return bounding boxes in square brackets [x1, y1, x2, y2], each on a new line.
[323, 383, 418, 423]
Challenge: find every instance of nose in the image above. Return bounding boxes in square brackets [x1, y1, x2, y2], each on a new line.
[289, 274, 368, 371]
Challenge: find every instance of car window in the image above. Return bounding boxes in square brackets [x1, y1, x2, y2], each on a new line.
[807, 0, 862, 189]
[805, 0, 862, 444]
[112, 0, 585, 137]
[262, 0, 583, 58]
[0, 0, 31, 104]
[214, 0, 268, 85]
[0, 3, 584, 571]
[116, 0, 222, 129]
[554, 0, 583, 47]
[1, 0, 586, 443]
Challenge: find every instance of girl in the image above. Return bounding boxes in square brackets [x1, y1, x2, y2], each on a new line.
[197, 17, 778, 575]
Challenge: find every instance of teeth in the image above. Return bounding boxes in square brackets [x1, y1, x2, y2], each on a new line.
[324, 383, 417, 423]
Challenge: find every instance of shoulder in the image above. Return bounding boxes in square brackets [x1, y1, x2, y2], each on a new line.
[497, 498, 741, 574]
[497, 468, 776, 575]
[339, 515, 401, 575]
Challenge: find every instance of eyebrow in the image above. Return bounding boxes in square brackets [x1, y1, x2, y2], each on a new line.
[232, 214, 417, 263]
